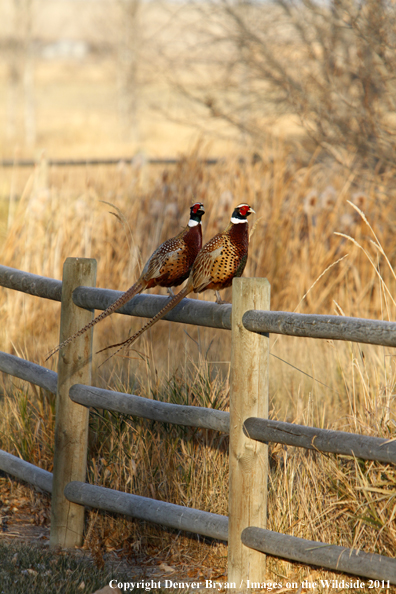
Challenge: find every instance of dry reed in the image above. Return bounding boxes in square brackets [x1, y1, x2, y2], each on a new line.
[0, 146, 395, 590]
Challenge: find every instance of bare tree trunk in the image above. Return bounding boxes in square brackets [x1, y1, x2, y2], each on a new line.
[6, 55, 19, 142]
[160, 0, 396, 165]
[6, 0, 36, 147]
[6, 1, 23, 143]
[117, 0, 140, 143]
[23, 0, 36, 147]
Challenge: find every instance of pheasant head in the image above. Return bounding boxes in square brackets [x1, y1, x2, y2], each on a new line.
[230, 203, 255, 224]
[188, 202, 205, 226]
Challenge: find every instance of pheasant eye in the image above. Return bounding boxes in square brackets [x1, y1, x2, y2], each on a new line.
[239, 206, 249, 216]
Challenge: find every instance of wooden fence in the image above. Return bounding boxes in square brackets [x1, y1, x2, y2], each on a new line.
[0, 259, 395, 589]
[0, 157, 219, 168]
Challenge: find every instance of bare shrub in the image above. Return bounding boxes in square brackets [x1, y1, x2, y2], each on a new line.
[162, 0, 396, 165]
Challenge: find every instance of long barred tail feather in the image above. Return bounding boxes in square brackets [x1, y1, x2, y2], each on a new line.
[45, 279, 145, 361]
[97, 284, 192, 363]
[97, 340, 137, 369]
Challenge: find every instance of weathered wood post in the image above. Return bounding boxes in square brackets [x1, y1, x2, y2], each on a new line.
[228, 277, 270, 590]
[50, 257, 97, 548]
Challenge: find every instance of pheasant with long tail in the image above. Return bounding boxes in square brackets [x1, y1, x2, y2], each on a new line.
[46, 202, 205, 360]
[100, 203, 255, 359]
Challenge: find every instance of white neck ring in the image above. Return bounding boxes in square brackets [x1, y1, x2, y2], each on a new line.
[231, 217, 247, 224]
[188, 219, 200, 227]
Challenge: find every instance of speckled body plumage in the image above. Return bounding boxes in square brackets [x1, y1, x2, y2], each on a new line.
[46, 203, 205, 361]
[142, 223, 203, 289]
[100, 204, 254, 360]
[188, 220, 249, 293]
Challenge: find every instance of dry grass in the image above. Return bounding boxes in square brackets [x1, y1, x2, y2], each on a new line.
[1, 2, 395, 588]
[0, 533, 140, 593]
[0, 146, 396, 590]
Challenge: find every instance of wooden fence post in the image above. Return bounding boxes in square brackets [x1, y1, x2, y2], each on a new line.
[50, 257, 97, 548]
[228, 277, 270, 590]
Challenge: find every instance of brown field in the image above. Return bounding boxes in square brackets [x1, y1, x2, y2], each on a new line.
[0, 0, 250, 161]
[0, 1, 395, 592]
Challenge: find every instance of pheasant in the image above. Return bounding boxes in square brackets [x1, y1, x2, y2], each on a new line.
[100, 203, 255, 359]
[45, 202, 205, 360]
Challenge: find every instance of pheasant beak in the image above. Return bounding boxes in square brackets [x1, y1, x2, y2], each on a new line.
[191, 202, 205, 215]
[248, 207, 255, 215]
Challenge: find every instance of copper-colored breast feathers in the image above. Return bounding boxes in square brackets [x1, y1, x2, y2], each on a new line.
[94, 204, 253, 361]
[142, 224, 202, 288]
[191, 222, 249, 293]
[46, 204, 204, 362]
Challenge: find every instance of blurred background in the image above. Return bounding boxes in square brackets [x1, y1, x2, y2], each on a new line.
[1, 0, 396, 162]
[0, 0, 246, 159]
[0, 1, 395, 578]
[1, 0, 396, 408]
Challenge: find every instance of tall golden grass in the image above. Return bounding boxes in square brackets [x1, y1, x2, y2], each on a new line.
[0, 145, 395, 589]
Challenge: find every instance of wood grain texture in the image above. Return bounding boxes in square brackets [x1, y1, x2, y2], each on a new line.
[0, 351, 57, 393]
[64, 481, 228, 541]
[228, 278, 270, 590]
[244, 418, 396, 464]
[243, 310, 396, 347]
[69, 384, 230, 433]
[73, 288, 232, 330]
[0, 265, 232, 330]
[0, 264, 62, 301]
[0, 157, 220, 167]
[2, 261, 395, 348]
[242, 527, 396, 583]
[0, 449, 52, 493]
[50, 258, 96, 549]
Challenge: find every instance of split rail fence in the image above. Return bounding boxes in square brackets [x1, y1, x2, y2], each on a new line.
[0, 258, 395, 588]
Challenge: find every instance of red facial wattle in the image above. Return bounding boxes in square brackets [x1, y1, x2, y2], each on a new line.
[192, 203, 203, 214]
[239, 205, 250, 216]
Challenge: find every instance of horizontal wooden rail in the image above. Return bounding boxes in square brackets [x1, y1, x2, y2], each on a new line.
[70, 384, 230, 433]
[0, 265, 232, 330]
[0, 351, 57, 394]
[1, 445, 394, 584]
[0, 447, 228, 542]
[0, 450, 228, 542]
[244, 418, 396, 465]
[2, 444, 395, 583]
[0, 157, 220, 168]
[242, 527, 396, 583]
[0, 449, 52, 494]
[243, 310, 396, 348]
[0, 265, 62, 301]
[65, 481, 228, 541]
[72, 287, 232, 330]
[3, 264, 396, 346]
[1, 348, 394, 464]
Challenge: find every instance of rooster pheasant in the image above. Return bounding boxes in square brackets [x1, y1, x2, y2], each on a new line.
[100, 203, 255, 359]
[46, 202, 205, 360]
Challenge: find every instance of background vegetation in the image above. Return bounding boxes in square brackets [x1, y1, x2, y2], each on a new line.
[0, 0, 395, 592]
